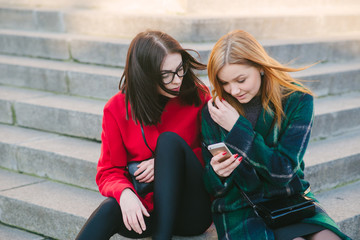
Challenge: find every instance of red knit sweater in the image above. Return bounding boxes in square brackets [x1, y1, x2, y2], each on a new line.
[96, 90, 210, 212]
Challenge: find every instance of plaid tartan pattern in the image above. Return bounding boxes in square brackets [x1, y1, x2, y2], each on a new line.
[201, 92, 350, 239]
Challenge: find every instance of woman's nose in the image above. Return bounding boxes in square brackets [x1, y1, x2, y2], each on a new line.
[230, 84, 240, 96]
[172, 74, 182, 84]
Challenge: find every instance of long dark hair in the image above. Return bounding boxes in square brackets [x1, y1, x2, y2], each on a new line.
[119, 30, 208, 125]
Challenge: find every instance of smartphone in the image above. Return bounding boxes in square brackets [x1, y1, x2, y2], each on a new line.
[207, 142, 232, 161]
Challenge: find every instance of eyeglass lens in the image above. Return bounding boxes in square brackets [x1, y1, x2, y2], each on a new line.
[162, 63, 187, 84]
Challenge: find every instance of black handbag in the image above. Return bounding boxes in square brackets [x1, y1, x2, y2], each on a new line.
[235, 181, 315, 229]
[128, 161, 154, 197]
[254, 194, 316, 228]
[127, 124, 154, 197]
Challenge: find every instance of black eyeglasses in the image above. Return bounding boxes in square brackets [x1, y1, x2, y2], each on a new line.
[161, 62, 188, 85]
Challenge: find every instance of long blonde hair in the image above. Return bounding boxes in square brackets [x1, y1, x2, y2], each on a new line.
[208, 30, 313, 126]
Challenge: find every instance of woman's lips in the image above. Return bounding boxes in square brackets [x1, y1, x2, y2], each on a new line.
[235, 93, 246, 100]
[172, 87, 181, 92]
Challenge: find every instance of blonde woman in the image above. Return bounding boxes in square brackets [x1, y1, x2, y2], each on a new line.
[201, 30, 350, 240]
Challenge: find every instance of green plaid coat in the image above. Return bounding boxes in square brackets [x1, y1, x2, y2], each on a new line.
[201, 92, 350, 240]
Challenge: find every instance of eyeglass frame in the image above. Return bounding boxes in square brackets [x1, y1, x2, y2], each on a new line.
[160, 62, 188, 85]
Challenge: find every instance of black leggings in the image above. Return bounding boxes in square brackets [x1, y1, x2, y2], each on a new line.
[76, 132, 212, 240]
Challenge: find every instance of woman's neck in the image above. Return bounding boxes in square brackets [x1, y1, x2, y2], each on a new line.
[159, 94, 170, 109]
[242, 95, 262, 128]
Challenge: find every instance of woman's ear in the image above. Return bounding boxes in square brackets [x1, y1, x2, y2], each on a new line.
[260, 70, 264, 77]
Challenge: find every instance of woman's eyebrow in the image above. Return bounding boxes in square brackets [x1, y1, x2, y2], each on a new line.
[217, 78, 226, 83]
[231, 74, 246, 81]
[218, 74, 246, 83]
[161, 62, 183, 73]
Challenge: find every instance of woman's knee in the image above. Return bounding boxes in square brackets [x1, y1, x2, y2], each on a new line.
[75, 198, 122, 240]
[98, 197, 121, 219]
[157, 131, 182, 146]
[156, 132, 187, 160]
[174, 217, 212, 236]
[307, 229, 341, 240]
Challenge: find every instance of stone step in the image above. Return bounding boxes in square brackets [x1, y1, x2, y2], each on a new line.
[0, 54, 359, 100]
[1, 85, 360, 141]
[261, 36, 360, 68]
[175, 0, 360, 15]
[1, 0, 359, 14]
[0, 85, 105, 140]
[304, 128, 360, 192]
[0, 169, 217, 240]
[0, 223, 46, 240]
[312, 91, 360, 140]
[0, 122, 359, 194]
[0, 6, 360, 42]
[315, 180, 360, 240]
[291, 61, 360, 97]
[0, 124, 100, 191]
[1, 29, 360, 68]
[0, 169, 108, 240]
[0, 29, 70, 61]
[0, 168, 358, 239]
[0, 29, 129, 67]
[0, 54, 121, 100]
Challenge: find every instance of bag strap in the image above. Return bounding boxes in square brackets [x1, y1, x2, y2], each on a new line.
[233, 181, 258, 211]
[140, 123, 155, 157]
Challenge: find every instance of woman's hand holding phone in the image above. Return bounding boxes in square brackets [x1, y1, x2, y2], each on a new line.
[210, 151, 242, 178]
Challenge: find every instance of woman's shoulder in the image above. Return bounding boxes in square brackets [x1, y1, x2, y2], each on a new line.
[197, 84, 211, 103]
[104, 91, 127, 115]
[201, 101, 211, 118]
[285, 91, 313, 106]
[282, 91, 314, 118]
[201, 102, 218, 127]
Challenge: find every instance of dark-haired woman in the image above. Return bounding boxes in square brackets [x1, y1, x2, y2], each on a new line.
[75, 30, 212, 240]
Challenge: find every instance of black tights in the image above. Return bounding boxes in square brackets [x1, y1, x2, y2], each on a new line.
[76, 132, 212, 240]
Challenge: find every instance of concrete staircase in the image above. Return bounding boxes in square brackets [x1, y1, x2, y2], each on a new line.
[0, 1, 360, 239]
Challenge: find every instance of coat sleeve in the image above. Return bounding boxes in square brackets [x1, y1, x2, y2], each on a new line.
[96, 108, 136, 204]
[201, 105, 234, 197]
[226, 93, 314, 188]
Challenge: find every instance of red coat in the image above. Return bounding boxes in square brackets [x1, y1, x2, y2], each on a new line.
[96, 90, 210, 212]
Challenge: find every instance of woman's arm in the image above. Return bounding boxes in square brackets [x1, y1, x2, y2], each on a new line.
[227, 93, 314, 187]
[96, 108, 150, 234]
[201, 105, 235, 197]
[96, 108, 136, 202]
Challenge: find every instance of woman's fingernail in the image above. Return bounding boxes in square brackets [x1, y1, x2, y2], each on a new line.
[238, 156, 243, 161]
[222, 151, 227, 155]
[234, 154, 239, 158]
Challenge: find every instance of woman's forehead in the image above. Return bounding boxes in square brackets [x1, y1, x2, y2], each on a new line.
[161, 53, 182, 71]
[218, 64, 253, 80]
